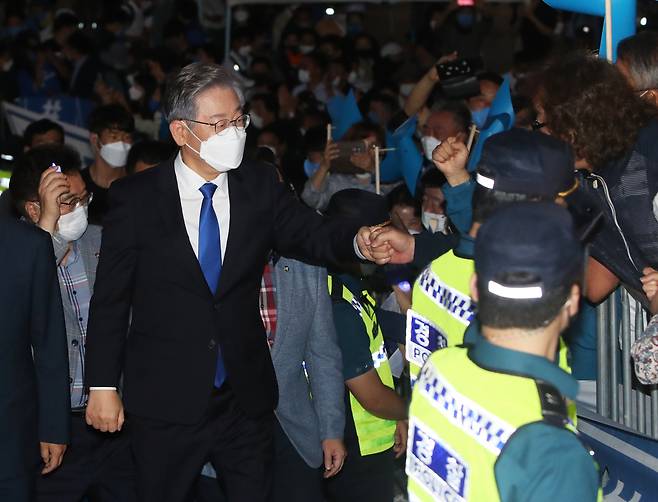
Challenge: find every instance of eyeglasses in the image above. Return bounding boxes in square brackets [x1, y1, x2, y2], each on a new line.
[531, 120, 546, 131]
[29, 192, 93, 210]
[60, 192, 93, 209]
[183, 114, 251, 134]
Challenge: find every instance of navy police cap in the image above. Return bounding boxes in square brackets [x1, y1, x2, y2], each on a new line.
[476, 129, 575, 199]
[475, 202, 583, 300]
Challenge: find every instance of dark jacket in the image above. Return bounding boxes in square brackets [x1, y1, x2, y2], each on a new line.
[84, 157, 360, 424]
[571, 120, 658, 308]
[0, 218, 70, 479]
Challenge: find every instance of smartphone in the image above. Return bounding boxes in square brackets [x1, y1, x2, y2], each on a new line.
[437, 59, 474, 81]
[458, 0, 475, 6]
[335, 140, 367, 158]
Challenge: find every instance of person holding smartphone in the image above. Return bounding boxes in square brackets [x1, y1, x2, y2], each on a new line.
[301, 121, 386, 211]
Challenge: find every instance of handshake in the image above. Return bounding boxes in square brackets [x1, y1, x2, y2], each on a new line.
[356, 224, 415, 265]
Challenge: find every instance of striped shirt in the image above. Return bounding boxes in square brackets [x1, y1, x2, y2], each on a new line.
[58, 243, 92, 409]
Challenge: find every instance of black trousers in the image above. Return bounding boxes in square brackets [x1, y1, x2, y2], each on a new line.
[195, 420, 323, 502]
[324, 446, 394, 502]
[131, 383, 274, 502]
[0, 470, 37, 502]
[36, 413, 136, 502]
[270, 420, 323, 502]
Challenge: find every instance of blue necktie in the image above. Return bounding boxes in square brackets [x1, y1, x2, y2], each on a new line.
[198, 182, 226, 388]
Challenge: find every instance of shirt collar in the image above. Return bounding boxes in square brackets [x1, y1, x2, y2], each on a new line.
[174, 151, 228, 198]
[60, 241, 80, 268]
[467, 325, 579, 400]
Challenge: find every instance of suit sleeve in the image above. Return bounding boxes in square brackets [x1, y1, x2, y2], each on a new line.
[304, 266, 345, 441]
[85, 183, 137, 387]
[30, 231, 70, 444]
[270, 169, 361, 267]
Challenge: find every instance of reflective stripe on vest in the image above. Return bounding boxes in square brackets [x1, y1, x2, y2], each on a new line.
[406, 347, 590, 502]
[328, 276, 397, 456]
[408, 251, 574, 396]
[409, 251, 475, 384]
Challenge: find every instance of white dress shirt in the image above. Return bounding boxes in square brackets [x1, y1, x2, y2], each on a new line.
[174, 152, 230, 259]
[90, 152, 231, 392]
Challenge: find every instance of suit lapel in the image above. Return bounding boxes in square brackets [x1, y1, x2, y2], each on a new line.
[215, 169, 247, 298]
[156, 162, 213, 299]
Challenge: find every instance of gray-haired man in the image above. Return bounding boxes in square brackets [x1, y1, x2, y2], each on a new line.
[83, 63, 369, 501]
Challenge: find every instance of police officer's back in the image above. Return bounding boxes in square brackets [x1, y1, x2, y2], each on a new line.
[407, 203, 600, 502]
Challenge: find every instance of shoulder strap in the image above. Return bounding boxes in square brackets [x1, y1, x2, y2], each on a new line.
[535, 380, 569, 429]
[330, 275, 345, 304]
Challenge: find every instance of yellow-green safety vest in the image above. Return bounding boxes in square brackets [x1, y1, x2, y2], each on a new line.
[406, 347, 600, 502]
[408, 250, 572, 385]
[408, 250, 475, 384]
[328, 276, 397, 456]
[0, 170, 11, 192]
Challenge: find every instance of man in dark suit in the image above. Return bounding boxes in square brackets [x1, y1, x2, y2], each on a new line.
[84, 62, 368, 502]
[0, 217, 71, 501]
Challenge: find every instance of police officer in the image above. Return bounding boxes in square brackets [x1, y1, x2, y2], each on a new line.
[324, 189, 408, 502]
[406, 202, 601, 502]
[407, 129, 577, 383]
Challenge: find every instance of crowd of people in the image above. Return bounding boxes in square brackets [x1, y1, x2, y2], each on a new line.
[2, 0, 658, 501]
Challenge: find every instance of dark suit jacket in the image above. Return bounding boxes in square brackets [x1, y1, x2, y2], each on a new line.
[0, 218, 70, 479]
[85, 157, 360, 424]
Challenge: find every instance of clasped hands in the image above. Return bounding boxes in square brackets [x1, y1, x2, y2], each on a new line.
[356, 224, 415, 266]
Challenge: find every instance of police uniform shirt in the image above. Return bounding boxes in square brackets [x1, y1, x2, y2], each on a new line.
[467, 330, 599, 501]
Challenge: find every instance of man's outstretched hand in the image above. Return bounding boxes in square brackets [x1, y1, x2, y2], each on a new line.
[356, 226, 415, 265]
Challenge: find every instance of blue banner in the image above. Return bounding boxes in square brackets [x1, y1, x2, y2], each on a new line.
[15, 96, 94, 129]
[578, 414, 658, 501]
[379, 115, 424, 195]
[327, 90, 363, 140]
[466, 76, 515, 172]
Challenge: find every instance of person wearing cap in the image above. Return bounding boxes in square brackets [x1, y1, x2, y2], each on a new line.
[404, 129, 576, 384]
[406, 202, 601, 502]
[323, 189, 408, 502]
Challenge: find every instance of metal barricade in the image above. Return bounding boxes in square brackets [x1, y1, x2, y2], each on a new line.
[596, 288, 658, 439]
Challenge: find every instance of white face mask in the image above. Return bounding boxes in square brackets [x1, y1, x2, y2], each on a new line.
[57, 204, 89, 242]
[128, 85, 144, 101]
[234, 9, 249, 23]
[298, 69, 311, 84]
[421, 136, 441, 161]
[185, 124, 247, 172]
[399, 83, 415, 97]
[100, 141, 131, 168]
[250, 112, 264, 129]
[422, 211, 447, 234]
[299, 45, 315, 55]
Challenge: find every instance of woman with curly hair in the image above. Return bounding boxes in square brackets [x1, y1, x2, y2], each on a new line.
[535, 52, 658, 307]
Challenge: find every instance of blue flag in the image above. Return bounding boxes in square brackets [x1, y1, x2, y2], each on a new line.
[543, 0, 636, 62]
[327, 90, 363, 139]
[466, 76, 515, 172]
[15, 96, 94, 129]
[380, 116, 423, 195]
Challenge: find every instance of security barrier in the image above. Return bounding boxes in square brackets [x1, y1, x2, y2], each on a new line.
[596, 289, 658, 439]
